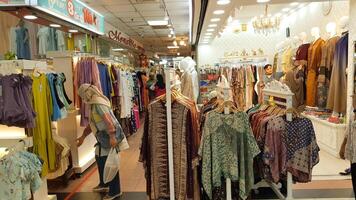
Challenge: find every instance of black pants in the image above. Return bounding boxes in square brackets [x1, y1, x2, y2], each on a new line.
[96, 155, 121, 196]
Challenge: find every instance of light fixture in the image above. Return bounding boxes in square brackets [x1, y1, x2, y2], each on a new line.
[167, 24, 172, 27]
[50, 24, 61, 28]
[177, 52, 180, 56]
[112, 48, 124, 51]
[168, 34, 172, 38]
[274, 13, 282, 17]
[227, 16, 233, 23]
[24, 15, 37, 20]
[68, 29, 78, 33]
[147, 20, 168, 26]
[173, 40, 178, 46]
[257, 0, 270, 3]
[123, 55, 127, 57]
[205, 33, 213, 35]
[211, 18, 220, 22]
[204, 35, 212, 38]
[170, 30, 174, 34]
[207, 29, 215, 32]
[167, 46, 179, 49]
[208, 24, 218, 27]
[179, 40, 185, 46]
[282, 8, 291, 12]
[217, 0, 230, 5]
[213, 10, 225, 15]
[290, 2, 299, 6]
[252, 4, 281, 35]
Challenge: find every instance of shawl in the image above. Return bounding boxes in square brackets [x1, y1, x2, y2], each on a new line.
[78, 84, 111, 107]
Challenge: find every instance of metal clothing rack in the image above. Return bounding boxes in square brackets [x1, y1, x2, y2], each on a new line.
[254, 80, 294, 200]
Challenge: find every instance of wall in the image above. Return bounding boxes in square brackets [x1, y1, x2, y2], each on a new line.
[197, 1, 349, 67]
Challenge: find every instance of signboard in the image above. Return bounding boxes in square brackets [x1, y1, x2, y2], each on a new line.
[108, 29, 145, 52]
[35, 0, 105, 35]
[0, 0, 28, 5]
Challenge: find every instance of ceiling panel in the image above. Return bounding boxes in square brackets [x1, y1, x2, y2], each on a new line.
[134, 3, 162, 11]
[113, 11, 141, 18]
[105, 5, 136, 12]
[99, 0, 131, 5]
[140, 10, 165, 17]
[120, 17, 145, 23]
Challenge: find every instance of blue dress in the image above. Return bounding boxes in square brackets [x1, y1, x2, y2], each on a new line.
[16, 27, 31, 59]
[47, 74, 62, 121]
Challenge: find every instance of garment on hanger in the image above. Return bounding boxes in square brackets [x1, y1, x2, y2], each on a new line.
[47, 27, 57, 51]
[47, 73, 63, 121]
[316, 36, 340, 108]
[281, 46, 293, 73]
[9, 27, 17, 53]
[295, 43, 311, 67]
[200, 111, 260, 199]
[283, 67, 305, 108]
[327, 32, 348, 114]
[306, 38, 325, 106]
[231, 68, 245, 110]
[98, 63, 112, 100]
[37, 27, 49, 56]
[245, 66, 256, 110]
[30, 73, 56, 176]
[56, 30, 66, 51]
[16, 26, 31, 59]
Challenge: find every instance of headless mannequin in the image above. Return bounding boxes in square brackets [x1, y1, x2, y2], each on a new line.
[339, 16, 349, 33]
[311, 27, 321, 42]
[299, 32, 308, 44]
[179, 57, 199, 103]
[326, 22, 337, 38]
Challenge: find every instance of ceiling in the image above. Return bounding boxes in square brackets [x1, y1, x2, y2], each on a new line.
[84, 0, 191, 56]
[198, 0, 345, 45]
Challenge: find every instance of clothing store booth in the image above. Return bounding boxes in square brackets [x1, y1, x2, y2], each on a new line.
[196, 0, 356, 199]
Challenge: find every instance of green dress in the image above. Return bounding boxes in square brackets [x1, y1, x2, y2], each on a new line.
[199, 111, 260, 199]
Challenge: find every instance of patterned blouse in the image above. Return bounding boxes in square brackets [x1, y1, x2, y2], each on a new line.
[199, 111, 260, 200]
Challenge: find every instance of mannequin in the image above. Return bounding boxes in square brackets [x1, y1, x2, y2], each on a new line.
[311, 27, 321, 41]
[299, 32, 308, 44]
[179, 57, 199, 103]
[326, 22, 337, 38]
[339, 16, 349, 33]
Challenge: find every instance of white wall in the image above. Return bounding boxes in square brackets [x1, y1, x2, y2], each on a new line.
[197, 1, 349, 67]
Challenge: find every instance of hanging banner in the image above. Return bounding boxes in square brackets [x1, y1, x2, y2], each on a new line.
[107, 29, 145, 52]
[35, 0, 105, 35]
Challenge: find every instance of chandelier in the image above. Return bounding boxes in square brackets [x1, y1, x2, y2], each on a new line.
[252, 4, 280, 35]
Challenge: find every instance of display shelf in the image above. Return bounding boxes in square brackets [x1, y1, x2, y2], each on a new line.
[302, 113, 346, 157]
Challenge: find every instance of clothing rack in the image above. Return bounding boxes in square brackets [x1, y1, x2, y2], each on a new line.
[164, 67, 176, 200]
[254, 80, 294, 200]
[219, 55, 268, 65]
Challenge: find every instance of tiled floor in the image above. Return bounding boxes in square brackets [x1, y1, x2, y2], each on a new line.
[49, 120, 354, 199]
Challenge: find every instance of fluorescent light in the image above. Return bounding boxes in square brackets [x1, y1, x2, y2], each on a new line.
[207, 29, 215, 32]
[24, 15, 37, 20]
[69, 29, 78, 33]
[167, 46, 179, 49]
[173, 41, 178, 46]
[147, 20, 168, 26]
[257, 0, 270, 2]
[204, 35, 212, 38]
[209, 24, 217, 27]
[274, 13, 282, 17]
[211, 18, 220, 22]
[112, 48, 124, 51]
[50, 24, 61, 28]
[282, 8, 291, 12]
[213, 10, 225, 15]
[217, 0, 230, 5]
[205, 33, 213, 35]
[290, 2, 299, 6]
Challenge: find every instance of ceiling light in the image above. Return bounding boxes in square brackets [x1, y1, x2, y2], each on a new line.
[213, 10, 225, 15]
[179, 40, 185, 46]
[211, 18, 220, 22]
[205, 33, 213, 35]
[177, 52, 180, 56]
[217, 0, 230, 5]
[168, 34, 172, 37]
[207, 29, 215, 32]
[298, 3, 306, 9]
[170, 30, 174, 34]
[274, 13, 282, 17]
[123, 55, 127, 57]
[24, 15, 37, 20]
[68, 29, 78, 33]
[257, 0, 270, 3]
[282, 8, 291, 12]
[252, 4, 281, 35]
[173, 40, 178, 46]
[204, 35, 212, 38]
[167, 46, 179, 49]
[147, 20, 168, 26]
[209, 24, 217, 27]
[227, 16, 233, 23]
[290, 2, 299, 6]
[167, 24, 172, 27]
[50, 24, 61, 28]
[112, 48, 124, 51]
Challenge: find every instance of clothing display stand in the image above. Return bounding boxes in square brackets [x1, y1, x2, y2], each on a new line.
[0, 60, 55, 200]
[164, 67, 176, 200]
[253, 80, 294, 200]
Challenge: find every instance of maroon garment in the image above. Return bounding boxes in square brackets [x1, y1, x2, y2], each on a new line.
[295, 43, 311, 62]
[154, 86, 166, 97]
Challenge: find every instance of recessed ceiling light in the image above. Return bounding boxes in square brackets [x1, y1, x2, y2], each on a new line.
[211, 18, 221, 22]
[112, 48, 124, 51]
[179, 40, 185, 46]
[170, 30, 174, 34]
[68, 29, 78, 33]
[217, 0, 230, 5]
[177, 52, 180, 56]
[24, 15, 37, 20]
[147, 20, 168, 26]
[173, 40, 178, 46]
[207, 29, 215, 32]
[167, 46, 179, 49]
[168, 34, 172, 37]
[282, 8, 291, 12]
[257, 0, 270, 3]
[290, 2, 299, 6]
[50, 24, 61, 28]
[208, 24, 218, 27]
[213, 10, 225, 15]
[205, 33, 213, 35]
[167, 24, 172, 27]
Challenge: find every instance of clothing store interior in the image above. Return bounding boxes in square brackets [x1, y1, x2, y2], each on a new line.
[1, 0, 356, 200]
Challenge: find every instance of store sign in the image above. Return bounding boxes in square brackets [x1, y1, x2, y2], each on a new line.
[0, 0, 27, 4]
[35, 0, 105, 35]
[108, 30, 145, 52]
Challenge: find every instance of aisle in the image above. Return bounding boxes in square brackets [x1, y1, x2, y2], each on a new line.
[49, 122, 146, 200]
